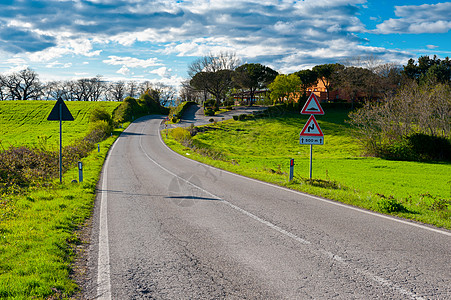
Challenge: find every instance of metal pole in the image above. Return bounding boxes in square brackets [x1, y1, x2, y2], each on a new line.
[59, 103, 62, 183]
[309, 144, 313, 180]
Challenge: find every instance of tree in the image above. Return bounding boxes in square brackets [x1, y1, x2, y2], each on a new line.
[188, 52, 240, 107]
[402, 55, 451, 85]
[268, 74, 301, 103]
[312, 63, 343, 101]
[152, 83, 177, 107]
[190, 69, 234, 107]
[233, 63, 278, 106]
[336, 66, 376, 102]
[108, 81, 127, 101]
[294, 69, 318, 100]
[188, 51, 240, 77]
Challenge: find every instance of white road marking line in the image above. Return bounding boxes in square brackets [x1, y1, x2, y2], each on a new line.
[143, 119, 427, 299]
[96, 140, 116, 300]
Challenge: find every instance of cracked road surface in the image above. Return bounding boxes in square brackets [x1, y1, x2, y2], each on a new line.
[85, 115, 451, 299]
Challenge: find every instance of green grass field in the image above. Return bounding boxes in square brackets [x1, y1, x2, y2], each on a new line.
[0, 100, 121, 148]
[164, 109, 451, 229]
[0, 100, 123, 298]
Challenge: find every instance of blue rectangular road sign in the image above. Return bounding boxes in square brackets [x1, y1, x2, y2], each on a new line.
[299, 136, 324, 145]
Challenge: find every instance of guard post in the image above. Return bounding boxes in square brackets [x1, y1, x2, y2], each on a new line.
[289, 159, 294, 182]
[78, 161, 83, 183]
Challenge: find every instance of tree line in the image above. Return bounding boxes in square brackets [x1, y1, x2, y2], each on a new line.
[183, 52, 451, 106]
[0, 68, 177, 106]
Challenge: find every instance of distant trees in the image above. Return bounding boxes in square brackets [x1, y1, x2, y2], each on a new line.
[0, 68, 42, 100]
[0, 68, 178, 105]
[268, 74, 301, 103]
[312, 63, 343, 101]
[189, 52, 240, 107]
[233, 63, 278, 106]
[294, 69, 318, 101]
[402, 55, 451, 85]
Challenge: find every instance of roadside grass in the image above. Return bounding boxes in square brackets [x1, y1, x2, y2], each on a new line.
[0, 133, 121, 298]
[163, 109, 451, 229]
[0, 100, 126, 298]
[0, 100, 120, 148]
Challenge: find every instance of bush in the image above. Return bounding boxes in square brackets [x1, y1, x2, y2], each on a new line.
[348, 82, 451, 161]
[172, 117, 178, 123]
[90, 108, 113, 126]
[233, 115, 239, 121]
[204, 109, 215, 116]
[209, 118, 215, 123]
[171, 127, 191, 143]
[223, 99, 234, 107]
[238, 114, 247, 120]
[408, 133, 451, 161]
[377, 197, 407, 213]
[204, 99, 216, 108]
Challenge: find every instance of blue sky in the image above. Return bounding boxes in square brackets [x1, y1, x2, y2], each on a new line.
[0, 0, 450, 88]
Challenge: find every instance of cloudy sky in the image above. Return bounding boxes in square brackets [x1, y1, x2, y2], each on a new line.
[0, 0, 450, 87]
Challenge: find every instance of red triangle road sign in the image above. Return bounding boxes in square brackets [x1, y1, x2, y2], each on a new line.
[300, 115, 324, 137]
[301, 93, 324, 115]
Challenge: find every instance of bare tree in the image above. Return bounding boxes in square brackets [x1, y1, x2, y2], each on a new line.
[188, 51, 240, 77]
[152, 82, 177, 106]
[127, 81, 138, 98]
[138, 81, 152, 96]
[108, 81, 127, 101]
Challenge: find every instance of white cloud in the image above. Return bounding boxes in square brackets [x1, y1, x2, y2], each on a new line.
[150, 67, 172, 78]
[117, 65, 130, 75]
[375, 2, 451, 34]
[45, 62, 72, 68]
[426, 45, 439, 50]
[103, 56, 162, 68]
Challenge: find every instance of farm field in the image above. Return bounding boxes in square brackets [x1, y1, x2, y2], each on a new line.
[163, 108, 451, 229]
[0, 100, 121, 148]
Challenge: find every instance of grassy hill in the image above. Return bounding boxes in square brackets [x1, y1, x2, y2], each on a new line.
[0, 100, 121, 148]
[163, 108, 451, 229]
[0, 100, 123, 299]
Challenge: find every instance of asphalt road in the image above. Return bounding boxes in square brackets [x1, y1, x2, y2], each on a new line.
[85, 115, 451, 299]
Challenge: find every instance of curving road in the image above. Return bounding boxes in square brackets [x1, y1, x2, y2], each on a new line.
[85, 115, 451, 299]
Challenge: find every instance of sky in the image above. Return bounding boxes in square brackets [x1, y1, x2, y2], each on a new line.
[0, 0, 450, 88]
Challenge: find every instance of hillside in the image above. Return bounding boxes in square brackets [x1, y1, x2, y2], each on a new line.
[0, 100, 121, 148]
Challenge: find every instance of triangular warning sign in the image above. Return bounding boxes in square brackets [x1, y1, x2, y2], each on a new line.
[47, 98, 74, 121]
[301, 93, 324, 115]
[300, 115, 323, 137]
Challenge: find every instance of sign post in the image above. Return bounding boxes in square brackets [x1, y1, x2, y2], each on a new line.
[47, 97, 74, 183]
[300, 93, 325, 179]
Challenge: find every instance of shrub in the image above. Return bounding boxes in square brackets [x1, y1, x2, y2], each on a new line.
[204, 99, 216, 108]
[348, 82, 451, 161]
[233, 115, 239, 121]
[172, 117, 178, 123]
[408, 133, 451, 161]
[90, 108, 113, 126]
[223, 99, 234, 107]
[238, 114, 247, 121]
[226, 106, 233, 111]
[171, 127, 191, 143]
[204, 109, 215, 116]
[377, 197, 407, 213]
[209, 118, 214, 123]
